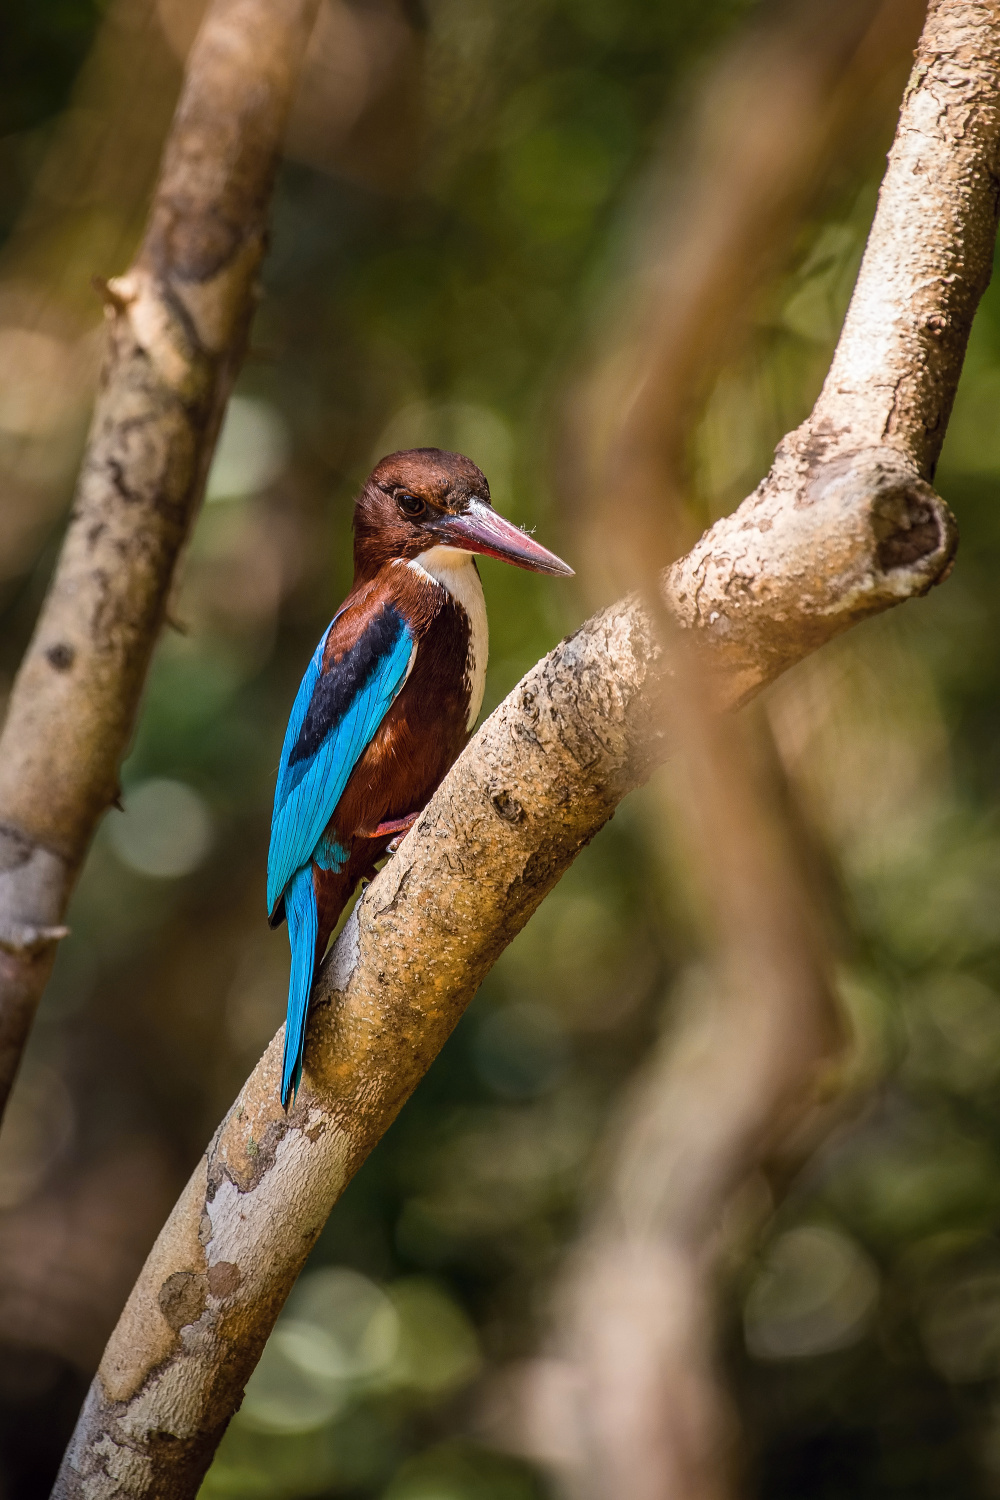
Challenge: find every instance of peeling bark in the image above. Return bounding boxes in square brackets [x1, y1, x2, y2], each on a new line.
[0, 0, 321, 1120]
[53, 3, 1000, 1497]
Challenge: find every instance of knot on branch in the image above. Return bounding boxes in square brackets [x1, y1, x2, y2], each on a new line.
[664, 446, 959, 702]
[489, 786, 525, 824]
[870, 472, 955, 576]
[807, 447, 958, 598]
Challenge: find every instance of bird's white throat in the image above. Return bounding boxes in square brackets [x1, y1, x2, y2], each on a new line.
[408, 546, 488, 730]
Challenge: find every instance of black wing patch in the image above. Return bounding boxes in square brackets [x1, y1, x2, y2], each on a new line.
[288, 601, 408, 769]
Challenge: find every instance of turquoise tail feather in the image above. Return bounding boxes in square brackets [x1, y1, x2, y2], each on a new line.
[282, 864, 318, 1107]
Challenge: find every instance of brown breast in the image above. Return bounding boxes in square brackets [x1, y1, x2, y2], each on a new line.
[327, 559, 479, 839]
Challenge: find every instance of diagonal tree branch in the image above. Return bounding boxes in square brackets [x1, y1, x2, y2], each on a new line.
[54, 2, 997, 1495]
[506, 699, 849, 1500]
[0, 0, 322, 1124]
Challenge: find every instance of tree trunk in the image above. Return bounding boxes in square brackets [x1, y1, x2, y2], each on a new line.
[0, 0, 321, 1123]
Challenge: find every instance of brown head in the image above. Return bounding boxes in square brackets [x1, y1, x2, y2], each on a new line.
[352, 448, 573, 583]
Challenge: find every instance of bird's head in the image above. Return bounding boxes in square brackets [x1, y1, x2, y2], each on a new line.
[353, 448, 573, 582]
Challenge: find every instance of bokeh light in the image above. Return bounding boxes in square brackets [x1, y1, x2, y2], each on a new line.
[744, 1226, 880, 1361]
[107, 778, 214, 879]
[206, 396, 291, 504]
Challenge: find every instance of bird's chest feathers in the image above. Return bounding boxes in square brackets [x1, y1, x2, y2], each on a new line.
[407, 547, 488, 730]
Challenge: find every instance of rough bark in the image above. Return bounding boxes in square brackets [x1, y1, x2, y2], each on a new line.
[53, 2, 998, 1496]
[0, 0, 321, 1120]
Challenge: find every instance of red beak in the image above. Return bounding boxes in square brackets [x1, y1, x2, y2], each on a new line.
[433, 499, 574, 577]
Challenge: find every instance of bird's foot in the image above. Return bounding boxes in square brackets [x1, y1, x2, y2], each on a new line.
[371, 810, 421, 854]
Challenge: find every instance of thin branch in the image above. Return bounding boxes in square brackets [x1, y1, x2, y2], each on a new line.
[499, 6, 929, 1490]
[506, 705, 845, 1500]
[0, 0, 321, 1121]
[568, 0, 928, 594]
[54, 2, 996, 1495]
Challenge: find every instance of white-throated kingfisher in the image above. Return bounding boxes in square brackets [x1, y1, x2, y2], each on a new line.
[268, 448, 573, 1106]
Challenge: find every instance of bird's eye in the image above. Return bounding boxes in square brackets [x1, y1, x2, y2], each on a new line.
[397, 491, 426, 518]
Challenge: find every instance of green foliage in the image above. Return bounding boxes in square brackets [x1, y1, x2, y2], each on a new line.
[0, 0, 103, 135]
[0, 0, 104, 238]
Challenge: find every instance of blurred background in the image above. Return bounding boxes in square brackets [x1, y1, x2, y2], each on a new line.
[1, 0, 1000, 1497]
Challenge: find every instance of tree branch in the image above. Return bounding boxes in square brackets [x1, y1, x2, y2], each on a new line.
[499, 701, 848, 1500]
[0, 0, 321, 1120]
[54, 2, 996, 1495]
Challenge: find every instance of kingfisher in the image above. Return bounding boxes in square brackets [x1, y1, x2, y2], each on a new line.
[267, 447, 573, 1106]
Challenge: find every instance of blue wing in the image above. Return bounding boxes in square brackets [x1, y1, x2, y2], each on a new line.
[267, 601, 415, 916]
